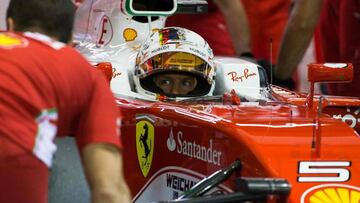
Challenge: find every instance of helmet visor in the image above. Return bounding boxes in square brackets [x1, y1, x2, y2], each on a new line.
[138, 52, 213, 84]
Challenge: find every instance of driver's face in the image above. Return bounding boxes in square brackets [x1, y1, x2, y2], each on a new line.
[153, 73, 197, 95]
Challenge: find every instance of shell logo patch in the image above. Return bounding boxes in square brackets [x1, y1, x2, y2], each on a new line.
[136, 117, 155, 177]
[123, 28, 137, 42]
[0, 33, 28, 49]
[301, 184, 360, 203]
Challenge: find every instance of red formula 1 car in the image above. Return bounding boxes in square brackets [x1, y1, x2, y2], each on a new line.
[73, 0, 360, 202]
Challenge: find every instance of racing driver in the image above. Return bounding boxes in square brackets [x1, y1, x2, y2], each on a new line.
[134, 27, 216, 100]
[0, 0, 131, 202]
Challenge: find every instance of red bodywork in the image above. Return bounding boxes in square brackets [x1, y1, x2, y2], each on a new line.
[114, 64, 360, 202]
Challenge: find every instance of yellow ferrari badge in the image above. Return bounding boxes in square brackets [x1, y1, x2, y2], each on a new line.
[136, 119, 155, 177]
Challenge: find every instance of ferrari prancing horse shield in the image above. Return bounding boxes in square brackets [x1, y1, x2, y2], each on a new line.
[136, 120, 155, 177]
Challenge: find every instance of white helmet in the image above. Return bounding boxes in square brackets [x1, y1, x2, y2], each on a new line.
[134, 27, 215, 100]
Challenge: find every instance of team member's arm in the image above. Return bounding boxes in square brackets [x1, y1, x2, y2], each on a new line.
[214, 0, 252, 56]
[275, 0, 323, 80]
[82, 143, 131, 203]
[75, 68, 131, 203]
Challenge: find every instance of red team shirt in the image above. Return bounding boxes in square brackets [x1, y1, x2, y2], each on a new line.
[0, 31, 121, 202]
[241, 0, 291, 63]
[0, 32, 122, 158]
[166, 0, 291, 62]
[166, 1, 236, 56]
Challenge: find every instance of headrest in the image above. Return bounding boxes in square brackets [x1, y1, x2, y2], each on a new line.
[214, 57, 268, 99]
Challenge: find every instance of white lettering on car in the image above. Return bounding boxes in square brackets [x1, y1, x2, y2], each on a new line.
[332, 107, 360, 129]
[167, 128, 222, 166]
[297, 161, 351, 182]
[166, 174, 197, 192]
[227, 68, 257, 82]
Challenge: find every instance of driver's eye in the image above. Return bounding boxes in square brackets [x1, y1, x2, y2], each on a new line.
[182, 79, 194, 87]
[160, 79, 171, 85]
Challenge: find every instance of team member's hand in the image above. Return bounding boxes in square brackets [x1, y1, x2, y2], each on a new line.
[257, 59, 295, 90]
[82, 143, 132, 203]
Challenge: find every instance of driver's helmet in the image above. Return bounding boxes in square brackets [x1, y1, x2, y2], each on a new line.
[134, 27, 215, 100]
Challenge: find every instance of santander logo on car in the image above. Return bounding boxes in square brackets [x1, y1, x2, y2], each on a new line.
[166, 128, 222, 166]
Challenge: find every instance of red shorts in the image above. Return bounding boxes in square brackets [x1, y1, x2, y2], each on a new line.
[320, 0, 360, 96]
[242, 0, 291, 63]
[0, 136, 48, 203]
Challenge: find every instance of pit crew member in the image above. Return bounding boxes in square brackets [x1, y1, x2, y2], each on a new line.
[275, 0, 360, 97]
[0, 0, 131, 202]
[166, 0, 252, 57]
